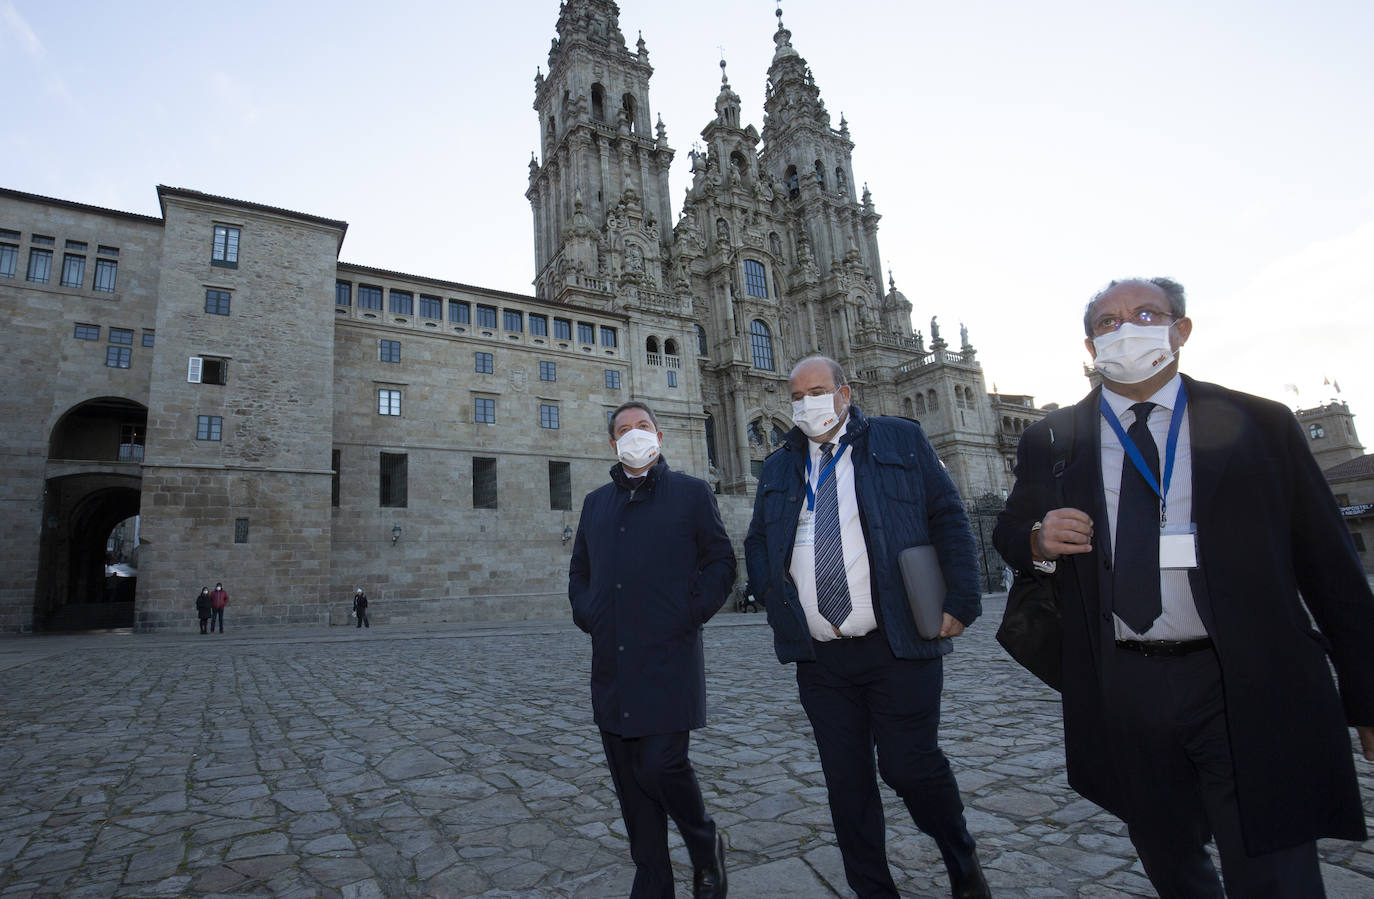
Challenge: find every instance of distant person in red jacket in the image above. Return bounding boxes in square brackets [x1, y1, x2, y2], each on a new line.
[209, 583, 228, 633]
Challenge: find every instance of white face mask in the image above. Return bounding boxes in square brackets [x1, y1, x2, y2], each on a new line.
[1091, 323, 1176, 385]
[615, 428, 661, 469]
[792, 393, 842, 438]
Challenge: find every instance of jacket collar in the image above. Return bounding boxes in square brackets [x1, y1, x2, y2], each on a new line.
[609, 455, 669, 492]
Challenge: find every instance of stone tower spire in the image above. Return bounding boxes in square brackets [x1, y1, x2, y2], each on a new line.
[526, 0, 676, 306]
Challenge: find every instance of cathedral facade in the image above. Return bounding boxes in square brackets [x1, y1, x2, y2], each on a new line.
[0, 1, 1040, 633]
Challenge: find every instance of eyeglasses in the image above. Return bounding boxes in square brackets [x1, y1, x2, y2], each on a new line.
[1091, 307, 1176, 337]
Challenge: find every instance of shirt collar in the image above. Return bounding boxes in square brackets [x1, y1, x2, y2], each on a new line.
[1102, 372, 1183, 420]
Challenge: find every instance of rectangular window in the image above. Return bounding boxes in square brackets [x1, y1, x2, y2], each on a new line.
[187, 356, 228, 385]
[529, 313, 548, 336]
[142, 331, 155, 347]
[474, 396, 495, 424]
[98, 245, 119, 258]
[61, 253, 86, 288]
[196, 414, 223, 441]
[118, 424, 144, 462]
[743, 258, 769, 298]
[0, 242, 16, 278]
[475, 351, 493, 374]
[667, 370, 678, 388]
[211, 225, 240, 267]
[605, 369, 621, 389]
[31, 234, 54, 246]
[389, 289, 413, 315]
[449, 300, 470, 324]
[476, 304, 497, 328]
[473, 457, 497, 509]
[419, 294, 442, 319]
[539, 360, 556, 382]
[92, 259, 117, 293]
[205, 288, 231, 315]
[105, 346, 131, 368]
[358, 284, 383, 310]
[109, 328, 133, 345]
[600, 326, 618, 348]
[503, 309, 523, 332]
[576, 322, 595, 344]
[65, 239, 88, 252]
[234, 518, 250, 544]
[379, 339, 401, 363]
[335, 281, 352, 306]
[540, 403, 560, 429]
[74, 323, 100, 340]
[378, 388, 402, 416]
[548, 461, 572, 511]
[26, 248, 52, 283]
[380, 452, 408, 507]
[554, 318, 572, 340]
[331, 449, 341, 507]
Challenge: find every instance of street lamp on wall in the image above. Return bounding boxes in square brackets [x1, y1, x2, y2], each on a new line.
[391, 524, 402, 545]
[562, 525, 574, 545]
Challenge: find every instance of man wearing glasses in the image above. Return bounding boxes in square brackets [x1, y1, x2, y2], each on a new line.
[994, 277, 1374, 895]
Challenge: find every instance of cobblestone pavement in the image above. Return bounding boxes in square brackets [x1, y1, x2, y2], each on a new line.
[1, 599, 1371, 898]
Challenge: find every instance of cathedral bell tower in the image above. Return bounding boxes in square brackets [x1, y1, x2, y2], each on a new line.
[526, 0, 676, 309]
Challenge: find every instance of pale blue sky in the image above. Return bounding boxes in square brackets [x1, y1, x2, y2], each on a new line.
[6, 0, 1372, 432]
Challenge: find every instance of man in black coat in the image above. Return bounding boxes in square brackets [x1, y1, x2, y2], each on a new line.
[569, 400, 736, 899]
[994, 277, 1374, 895]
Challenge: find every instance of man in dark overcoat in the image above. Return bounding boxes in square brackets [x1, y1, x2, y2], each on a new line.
[994, 277, 1374, 895]
[569, 400, 736, 899]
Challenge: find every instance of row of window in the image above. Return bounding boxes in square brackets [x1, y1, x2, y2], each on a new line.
[1, 230, 119, 292]
[340, 453, 573, 511]
[73, 322, 155, 368]
[337, 281, 618, 347]
[378, 389, 566, 428]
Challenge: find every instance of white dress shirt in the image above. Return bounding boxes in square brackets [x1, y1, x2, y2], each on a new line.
[789, 420, 878, 640]
[1100, 374, 1208, 641]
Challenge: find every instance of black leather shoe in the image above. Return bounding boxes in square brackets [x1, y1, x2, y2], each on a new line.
[693, 831, 727, 898]
[951, 856, 990, 898]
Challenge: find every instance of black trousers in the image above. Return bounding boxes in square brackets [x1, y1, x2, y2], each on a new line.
[600, 729, 717, 899]
[796, 631, 978, 899]
[1107, 646, 1323, 898]
[355, 608, 369, 627]
[210, 608, 224, 632]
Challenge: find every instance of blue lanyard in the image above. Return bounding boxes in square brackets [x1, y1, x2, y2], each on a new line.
[804, 443, 848, 511]
[1099, 382, 1188, 528]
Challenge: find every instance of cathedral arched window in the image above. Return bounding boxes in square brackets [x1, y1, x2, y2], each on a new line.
[771, 422, 790, 447]
[621, 93, 638, 132]
[748, 418, 766, 447]
[903, 397, 914, 418]
[749, 320, 775, 371]
[646, 336, 660, 365]
[927, 389, 939, 411]
[814, 160, 825, 190]
[915, 395, 927, 414]
[696, 324, 708, 357]
[664, 338, 679, 359]
[742, 259, 768, 298]
[785, 165, 799, 200]
[591, 83, 606, 122]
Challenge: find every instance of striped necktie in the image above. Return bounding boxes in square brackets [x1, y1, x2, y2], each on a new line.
[814, 442, 852, 629]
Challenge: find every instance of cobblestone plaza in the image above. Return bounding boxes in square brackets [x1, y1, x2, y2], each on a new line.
[2, 601, 1371, 897]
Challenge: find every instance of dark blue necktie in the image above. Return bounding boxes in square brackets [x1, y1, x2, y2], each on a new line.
[814, 442, 852, 629]
[1114, 402, 1163, 633]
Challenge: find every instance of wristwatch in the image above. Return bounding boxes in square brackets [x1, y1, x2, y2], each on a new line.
[1030, 522, 1057, 574]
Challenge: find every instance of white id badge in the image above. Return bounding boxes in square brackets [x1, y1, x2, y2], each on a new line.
[795, 510, 816, 547]
[1159, 524, 1198, 569]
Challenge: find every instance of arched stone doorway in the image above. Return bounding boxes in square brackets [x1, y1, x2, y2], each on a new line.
[37, 398, 147, 631]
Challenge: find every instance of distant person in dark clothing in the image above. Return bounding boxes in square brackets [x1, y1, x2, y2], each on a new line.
[352, 588, 370, 628]
[195, 587, 212, 634]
